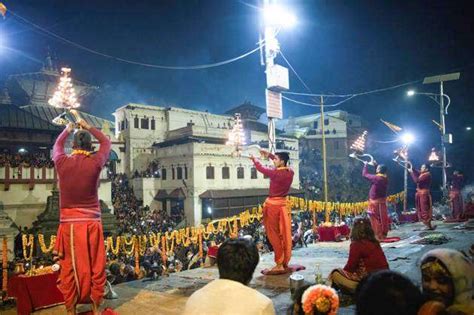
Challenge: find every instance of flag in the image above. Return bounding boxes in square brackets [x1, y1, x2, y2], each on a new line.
[0, 2, 6, 18]
[380, 119, 402, 133]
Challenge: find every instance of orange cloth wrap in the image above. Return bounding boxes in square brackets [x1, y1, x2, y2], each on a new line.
[262, 197, 292, 266]
[367, 198, 389, 240]
[55, 208, 106, 310]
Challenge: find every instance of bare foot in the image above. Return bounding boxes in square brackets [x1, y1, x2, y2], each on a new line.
[270, 264, 285, 272]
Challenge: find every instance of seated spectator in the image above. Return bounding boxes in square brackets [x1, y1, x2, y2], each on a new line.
[355, 270, 424, 315]
[328, 217, 389, 293]
[183, 239, 275, 315]
[419, 248, 474, 315]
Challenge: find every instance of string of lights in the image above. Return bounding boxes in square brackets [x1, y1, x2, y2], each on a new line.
[9, 9, 263, 70]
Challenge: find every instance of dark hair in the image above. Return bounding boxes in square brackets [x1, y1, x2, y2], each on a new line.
[275, 151, 290, 166]
[377, 164, 387, 175]
[73, 130, 92, 151]
[217, 238, 259, 285]
[356, 270, 424, 315]
[351, 216, 378, 243]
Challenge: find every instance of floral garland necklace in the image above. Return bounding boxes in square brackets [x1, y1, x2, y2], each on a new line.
[71, 149, 91, 157]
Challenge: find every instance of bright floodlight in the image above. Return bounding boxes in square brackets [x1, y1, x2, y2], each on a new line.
[263, 5, 296, 28]
[401, 132, 415, 145]
[407, 90, 415, 97]
[467, 127, 472, 131]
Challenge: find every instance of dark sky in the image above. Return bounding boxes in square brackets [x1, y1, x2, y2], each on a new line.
[1, 0, 474, 180]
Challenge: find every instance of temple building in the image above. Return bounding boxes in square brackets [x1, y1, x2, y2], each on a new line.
[114, 101, 302, 225]
[0, 58, 120, 230]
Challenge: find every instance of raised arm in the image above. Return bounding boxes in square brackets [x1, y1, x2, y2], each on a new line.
[362, 163, 377, 182]
[250, 157, 276, 178]
[410, 169, 420, 183]
[53, 124, 73, 164]
[89, 127, 111, 168]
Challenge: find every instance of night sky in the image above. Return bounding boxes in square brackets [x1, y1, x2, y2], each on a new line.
[1, 0, 474, 183]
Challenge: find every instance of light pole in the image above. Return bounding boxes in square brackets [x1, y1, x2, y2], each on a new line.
[400, 132, 415, 212]
[407, 72, 460, 196]
[262, 1, 295, 153]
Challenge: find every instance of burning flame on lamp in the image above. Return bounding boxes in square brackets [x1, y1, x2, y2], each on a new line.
[48, 67, 80, 109]
[350, 131, 367, 153]
[428, 148, 440, 162]
[226, 113, 246, 149]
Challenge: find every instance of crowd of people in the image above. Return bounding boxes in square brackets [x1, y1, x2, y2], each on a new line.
[132, 159, 161, 178]
[183, 221, 473, 315]
[0, 151, 54, 168]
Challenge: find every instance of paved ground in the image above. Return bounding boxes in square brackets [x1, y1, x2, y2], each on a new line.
[2, 220, 473, 315]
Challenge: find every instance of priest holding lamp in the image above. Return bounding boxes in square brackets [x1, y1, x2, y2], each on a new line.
[249, 149, 294, 275]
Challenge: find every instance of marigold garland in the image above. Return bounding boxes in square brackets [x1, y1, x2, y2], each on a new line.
[38, 234, 56, 254]
[22, 234, 34, 261]
[17, 193, 404, 268]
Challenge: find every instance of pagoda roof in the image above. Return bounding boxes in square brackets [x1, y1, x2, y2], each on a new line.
[0, 104, 61, 131]
[21, 105, 114, 130]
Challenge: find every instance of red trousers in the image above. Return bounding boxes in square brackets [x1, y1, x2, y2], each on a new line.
[263, 197, 292, 266]
[55, 208, 106, 310]
[415, 189, 432, 226]
[449, 190, 463, 220]
[367, 198, 389, 240]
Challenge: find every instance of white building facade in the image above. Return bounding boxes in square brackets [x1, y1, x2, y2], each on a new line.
[114, 103, 301, 225]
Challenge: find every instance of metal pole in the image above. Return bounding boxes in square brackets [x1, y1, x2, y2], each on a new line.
[264, 0, 277, 153]
[319, 96, 329, 222]
[439, 81, 447, 196]
[404, 150, 408, 212]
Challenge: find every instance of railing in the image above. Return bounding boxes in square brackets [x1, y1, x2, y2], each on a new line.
[0, 165, 110, 190]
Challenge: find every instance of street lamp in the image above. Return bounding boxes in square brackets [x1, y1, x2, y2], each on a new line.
[261, 1, 295, 154]
[466, 127, 472, 131]
[400, 132, 415, 145]
[406, 72, 460, 196]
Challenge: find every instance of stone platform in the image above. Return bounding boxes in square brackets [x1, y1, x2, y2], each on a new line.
[2, 220, 473, 315]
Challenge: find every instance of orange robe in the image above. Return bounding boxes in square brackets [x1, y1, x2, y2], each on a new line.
[55, 209, 106, 309]
[263, 197, 292, 266]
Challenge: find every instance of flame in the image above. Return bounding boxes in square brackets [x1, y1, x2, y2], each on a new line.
[48, 67, 80, 109]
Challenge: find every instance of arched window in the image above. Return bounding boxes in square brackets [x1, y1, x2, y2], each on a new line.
[206, 166, 215, 179]
[161, 168, 167, 180]
[251, 167, 257, 179]
[177, 167, 183, 179]
[237, 166, 244, 179]
[222, 166, 230, 179]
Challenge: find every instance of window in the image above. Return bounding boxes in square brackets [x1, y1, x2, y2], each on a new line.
[172, 167, 175, 180]
[237, 166, 244, 179]
[125, 119, 128, 129]
[120, 120, 125, 130]
[161, 168, 167, 180]
[222, 166, 230, 179]
[184, 166, 188, 179]
[177, 167, 183, 180]
[348, 119, 353, 125]
[141, 118, 149, 129]
[151, 119, 156, 130]
[206, 166, 215, 179]
[134, 116, 139, 128]
[251, 167, 257, 179]
[313, 121, 318, 129]
[324, 118, 329, 126]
